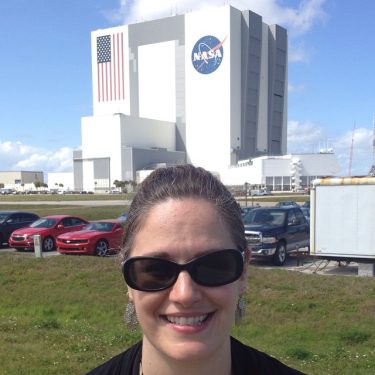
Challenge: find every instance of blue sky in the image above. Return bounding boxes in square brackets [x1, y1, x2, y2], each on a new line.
[0, 0, 374, 176]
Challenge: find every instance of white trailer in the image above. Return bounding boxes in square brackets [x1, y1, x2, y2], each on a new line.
[310, 177, 375, 266]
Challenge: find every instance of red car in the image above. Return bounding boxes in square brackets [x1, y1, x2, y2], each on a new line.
[56, 220, 124, 256]
[9, 215, 89, 252]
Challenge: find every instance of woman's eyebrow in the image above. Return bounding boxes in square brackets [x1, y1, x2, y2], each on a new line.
[141, 248, 232, 260]
[135, 250, 173, 259]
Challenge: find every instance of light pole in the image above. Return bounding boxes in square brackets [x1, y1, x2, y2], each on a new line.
[244, 182, 250, 207]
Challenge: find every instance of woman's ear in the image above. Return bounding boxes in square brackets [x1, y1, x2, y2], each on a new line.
[127, 287, 134, 301]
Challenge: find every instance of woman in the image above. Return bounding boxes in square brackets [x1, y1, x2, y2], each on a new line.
[87, 165, 304, 374]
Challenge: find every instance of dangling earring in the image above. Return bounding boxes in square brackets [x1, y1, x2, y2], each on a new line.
[124, 300, 138, 332]
[235, 295, 246, 325]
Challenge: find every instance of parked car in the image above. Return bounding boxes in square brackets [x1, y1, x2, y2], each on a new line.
[294, 188, 306, 193]
[275, 200, 300, 208]
[240, 206, 257, 218]
[9, 215, 88, 252]
[0, 211, 39, 247]
[0, 188, 16, 195]
[117, 212, 128, 222]
[302, 201, 310, 209]
[107, 190, 122, 195]
[57, 220, 125, 256]
[250, 189, 270, 196]
[300, 206, 310, 222]
[243, 206, 309, 265]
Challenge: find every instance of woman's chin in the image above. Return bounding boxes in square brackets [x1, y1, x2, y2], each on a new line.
[161, 340, 217, 362]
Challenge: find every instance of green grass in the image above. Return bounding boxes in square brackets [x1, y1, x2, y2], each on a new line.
[0, 204, 128, 221]
[0, 254, 374, 375]
[233, 269, 375, 374]
[0, 193, 135, 202]
[0, 194, 131, 221]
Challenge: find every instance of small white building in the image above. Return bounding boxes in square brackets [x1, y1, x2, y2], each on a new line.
[47, 172, 74, 192]
[0, 171, 44, 192]
[221, 152, 340, 191]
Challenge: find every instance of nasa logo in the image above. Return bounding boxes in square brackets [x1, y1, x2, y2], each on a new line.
[191, 35, 226, 74]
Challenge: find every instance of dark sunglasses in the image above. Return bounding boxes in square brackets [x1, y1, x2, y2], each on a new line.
[122, 249, 244, 292]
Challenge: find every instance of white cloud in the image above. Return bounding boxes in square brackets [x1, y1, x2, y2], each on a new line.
[288, 83, 305, 93]
[111, 1, 327, 67]
[280, 0, 328, 37]
[0, 141, 73, 173]
[332, 127, 373, 176]
[287, 120, 373, 176]
[115, 0, 328, 38]
[288, 42, 311, 63]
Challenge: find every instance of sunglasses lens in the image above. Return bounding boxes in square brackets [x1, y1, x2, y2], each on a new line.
[125, 258, 177, 291]
[123, 249, 244, 291]
[192, 250, 243, 287]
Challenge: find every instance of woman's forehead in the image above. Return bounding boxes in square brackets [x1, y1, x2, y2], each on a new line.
[130, 198, 234, 258]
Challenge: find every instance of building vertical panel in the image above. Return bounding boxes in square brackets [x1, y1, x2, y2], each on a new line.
[241, 10, 263, 160]
[268, 25, 287, 156]
[185, 6, 235, 172]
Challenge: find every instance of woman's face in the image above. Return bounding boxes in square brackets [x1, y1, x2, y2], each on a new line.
[128, 198, 247, 363]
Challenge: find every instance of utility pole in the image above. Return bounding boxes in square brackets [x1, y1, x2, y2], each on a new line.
[348, 122, 356, 176]
[368, 115, 375, 176]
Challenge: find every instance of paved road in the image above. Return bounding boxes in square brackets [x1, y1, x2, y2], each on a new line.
[252, 256, 361, 277]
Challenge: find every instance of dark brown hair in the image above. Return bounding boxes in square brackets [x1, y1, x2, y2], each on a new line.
[119, 164, 246, 262]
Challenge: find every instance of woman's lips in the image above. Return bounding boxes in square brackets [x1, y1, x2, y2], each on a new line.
[162, 312, 214, 326]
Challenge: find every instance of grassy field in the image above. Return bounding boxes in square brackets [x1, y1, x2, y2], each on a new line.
[0, 193, 135, 202]
[0, 192, 133, 221]
[0, 204, 126, 221]
[0, 253, 374, 375]
[0, 202, 129, 221]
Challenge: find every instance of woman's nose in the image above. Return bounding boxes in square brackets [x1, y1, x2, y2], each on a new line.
[168, 271, 202, 306]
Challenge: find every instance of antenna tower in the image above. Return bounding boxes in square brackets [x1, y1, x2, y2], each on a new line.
[348, 122, 356, 176]
[369, 115, 375, 176]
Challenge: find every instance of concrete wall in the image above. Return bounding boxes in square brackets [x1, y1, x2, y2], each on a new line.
[47, 173, 74, 191]
[0, 171, 44, 186]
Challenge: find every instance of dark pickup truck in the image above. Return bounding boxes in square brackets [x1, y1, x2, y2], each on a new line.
[243, 206, 309, 265]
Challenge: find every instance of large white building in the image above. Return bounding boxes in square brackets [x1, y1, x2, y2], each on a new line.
[73, 5, 290, 191]
[73, 4, 338, 192]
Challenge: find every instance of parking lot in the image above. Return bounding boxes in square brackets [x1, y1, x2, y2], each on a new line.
[253, 255, 361, 276]
[0, 196, 371, 277]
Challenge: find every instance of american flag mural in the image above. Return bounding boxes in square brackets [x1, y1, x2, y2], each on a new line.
[97, 33, 125, 102]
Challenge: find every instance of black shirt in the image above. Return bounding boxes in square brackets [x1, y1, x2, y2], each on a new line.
[86, 336, 306, 374]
